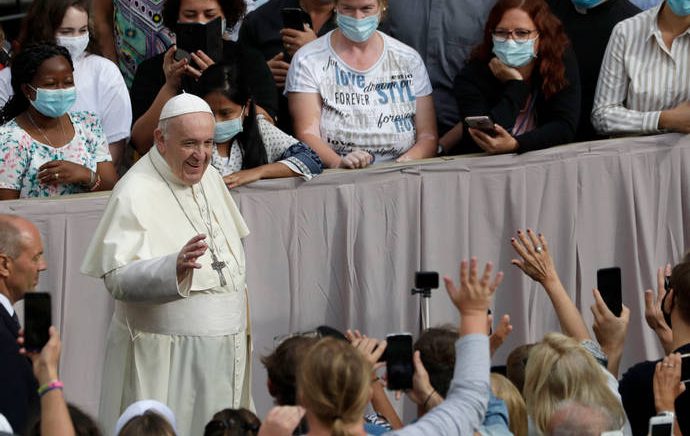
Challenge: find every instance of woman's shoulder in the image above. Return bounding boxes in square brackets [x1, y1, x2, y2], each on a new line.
[381, 31, 424, 60]
[68, 111, 105, 135]
[78, 54, 125, 76]
[292, 31, 332, 61]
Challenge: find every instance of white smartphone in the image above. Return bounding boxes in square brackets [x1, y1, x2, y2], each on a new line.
[649, 414, 674, 436]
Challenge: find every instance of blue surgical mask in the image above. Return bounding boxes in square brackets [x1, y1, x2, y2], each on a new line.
[668, 0, 690, 16]
[336, 13, 379, 43]
[492, 37, 537, 68]
[570, 0, 606, 9]
[214, 117, 243, 143]
[28, 86, 77, 118]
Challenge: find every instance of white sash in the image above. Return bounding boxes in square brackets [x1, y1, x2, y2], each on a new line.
[114, 292, 245, 337]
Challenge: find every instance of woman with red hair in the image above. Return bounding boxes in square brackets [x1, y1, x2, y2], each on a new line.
[447, 0, 580, 155]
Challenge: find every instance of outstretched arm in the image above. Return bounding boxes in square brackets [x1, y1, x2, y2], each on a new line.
[511, 229, 590, 342]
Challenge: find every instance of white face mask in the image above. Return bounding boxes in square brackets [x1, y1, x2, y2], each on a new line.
[56, 32, 90, 61]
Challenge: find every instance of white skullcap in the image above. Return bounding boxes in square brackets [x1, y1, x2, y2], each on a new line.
[159, 92, 213, 121]
[114, 400, 177, 435]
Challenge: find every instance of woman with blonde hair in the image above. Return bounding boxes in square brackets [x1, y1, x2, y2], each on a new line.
[491, 373, 528, 436]
[523, 333, 626, 435]
[298, 337, 371, 436]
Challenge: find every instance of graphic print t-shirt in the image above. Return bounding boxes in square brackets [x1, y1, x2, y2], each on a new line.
[285, 30, 432, 162]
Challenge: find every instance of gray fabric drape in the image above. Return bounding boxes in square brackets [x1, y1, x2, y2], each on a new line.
[3, 133, 688, 418]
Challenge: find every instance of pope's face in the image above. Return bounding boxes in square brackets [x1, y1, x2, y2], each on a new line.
[156, 112, 215, 185]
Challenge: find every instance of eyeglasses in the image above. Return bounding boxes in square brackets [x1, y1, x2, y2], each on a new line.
[272, 329, 320, 347]
[492, 28, 538, 42]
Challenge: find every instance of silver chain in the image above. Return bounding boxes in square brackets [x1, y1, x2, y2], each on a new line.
[149, 153, 239, 284]
[26, 111, 67, 148]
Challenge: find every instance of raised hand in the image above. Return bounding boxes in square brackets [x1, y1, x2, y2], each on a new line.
[176, 234, 207, 283]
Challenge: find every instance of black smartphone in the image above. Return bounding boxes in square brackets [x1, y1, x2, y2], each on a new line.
[597, 267, 623, 317]
[385, 333, 413, 391]
[281, 7, 310, 30]
[281, 7, 310, 62]
[415, 271, 439, 289]
[465, 116, 497, 136]
[24, 292, 51, 352]
[175, 16, 223, 64]
[681, 353, 690, 384]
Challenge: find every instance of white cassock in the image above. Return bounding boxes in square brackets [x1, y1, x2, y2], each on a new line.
[81, 146, 251, 435]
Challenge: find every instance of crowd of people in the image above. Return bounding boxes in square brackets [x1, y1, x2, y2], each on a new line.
[0, 0, 686, 198]
[0, 0, 689, 434]
[2, 212, 689, 435]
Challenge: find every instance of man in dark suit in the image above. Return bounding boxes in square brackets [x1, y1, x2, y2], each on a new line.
[0, 214, 47, 433]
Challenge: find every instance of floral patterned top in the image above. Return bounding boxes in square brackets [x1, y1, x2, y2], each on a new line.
[0, 111, 111, 198]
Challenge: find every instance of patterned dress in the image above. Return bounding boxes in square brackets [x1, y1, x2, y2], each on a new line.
[0, 111, 111, 198]
[114, 0, 174, 87]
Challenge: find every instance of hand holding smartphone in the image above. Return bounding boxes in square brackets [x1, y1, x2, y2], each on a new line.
[464, 116, 497, 137]
[24, 292, 51, 352]
[597, 267, 623, 317]
[385, 333, 414, 391]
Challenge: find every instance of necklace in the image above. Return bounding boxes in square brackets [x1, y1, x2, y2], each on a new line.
[149, 154, 236, 287]
[26, 111, 67, 148]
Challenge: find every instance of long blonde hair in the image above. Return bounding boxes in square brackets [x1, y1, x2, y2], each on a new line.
[491, 373, 528, 436]
[297, 338, 371, 436]
[523, 333, 625, 434]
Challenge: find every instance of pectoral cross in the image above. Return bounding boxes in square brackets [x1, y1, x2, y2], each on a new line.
[210, 250, 227, 287]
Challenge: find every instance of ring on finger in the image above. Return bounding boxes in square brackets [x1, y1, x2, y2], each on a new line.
[183, 253, 187, 261]
[535, 245, 543, 253]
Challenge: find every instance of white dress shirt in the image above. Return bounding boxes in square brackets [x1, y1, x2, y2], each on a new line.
[591, 4, 690, 134]
[0, 292, 14, 317]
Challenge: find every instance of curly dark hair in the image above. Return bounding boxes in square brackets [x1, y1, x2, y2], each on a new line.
[0, 42, 73, 125]
[163, 0, 246, 32]
[414, 325, 459, 398]
[17, 0, 100, 56]
[471, 0, 569, 99]
[204, 408, 260, 436]
[261, 335, 317, 406]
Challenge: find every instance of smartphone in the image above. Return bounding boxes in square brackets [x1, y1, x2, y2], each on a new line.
[282, 7, 310, 30]
[24, 292, 51, 352]
[649, 415, 674, 436]
[597, 267, 622, 317]
[465, 116, 497, 136]
[681, 353, 690, 384]
[385, 333, 414, 391]
[174, 16, 223, 63]
[415, 271, 439, 289]
[281, 8, 311, 62]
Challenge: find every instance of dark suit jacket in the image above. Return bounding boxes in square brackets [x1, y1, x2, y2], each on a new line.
[0, 305, 38, 433]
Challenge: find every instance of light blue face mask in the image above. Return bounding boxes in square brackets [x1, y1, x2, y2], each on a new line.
[336, 13, 379, 43]
[492, 37, 537, 68]
[214, 117, 243, 144]
[668, 0, 690, 16]
[570, 0, 606, 9]
[28, 86, 77, 118]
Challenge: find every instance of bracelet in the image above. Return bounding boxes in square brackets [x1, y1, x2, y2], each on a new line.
[423, 389, 437, 408]
[89, 172, 102, 191]
[37, 380, 64, 397]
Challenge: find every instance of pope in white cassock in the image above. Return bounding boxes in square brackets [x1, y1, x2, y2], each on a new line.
[81, 94, 252, 435]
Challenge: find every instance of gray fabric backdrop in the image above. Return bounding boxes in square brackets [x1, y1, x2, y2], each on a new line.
[3, 133, 688, 419]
